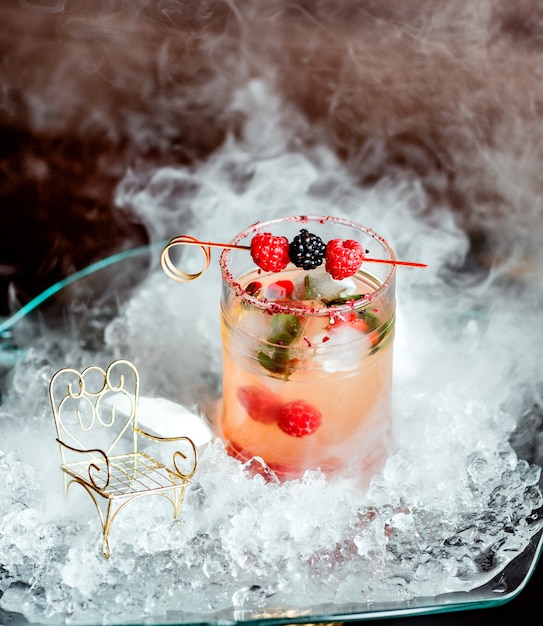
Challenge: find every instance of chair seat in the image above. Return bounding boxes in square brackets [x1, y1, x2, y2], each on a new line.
[62, 451, 187, 499]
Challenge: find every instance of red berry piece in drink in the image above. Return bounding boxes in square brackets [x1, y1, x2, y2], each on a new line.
[277, 400, 322, 437]
[250, 232, 290, 272]
[266, 280, 294, 300]
[245, 281, 263, 297]
[237, 385, 283, 424]
[325, 238, 365, 279]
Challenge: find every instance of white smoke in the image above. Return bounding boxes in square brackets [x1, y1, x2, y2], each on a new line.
[1, 1, 543, 624]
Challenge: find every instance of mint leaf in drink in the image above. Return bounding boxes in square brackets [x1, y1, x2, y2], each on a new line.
[270, 314, 301, 342]
[321, 294, 366, 306]
[258, 314, 302, 375]
[304, 274, 316, 299]
[257, 347, 292, 374]
[358, 309, 379, 330]
[357, 309, 394, 354]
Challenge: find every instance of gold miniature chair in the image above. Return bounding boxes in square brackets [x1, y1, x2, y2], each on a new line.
[49, 359, 198, 558]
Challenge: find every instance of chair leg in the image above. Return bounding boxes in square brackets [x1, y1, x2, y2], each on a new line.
[101, 499, 114, 559]
[67, 479, 116, 558]
[163, 485, 188, 518]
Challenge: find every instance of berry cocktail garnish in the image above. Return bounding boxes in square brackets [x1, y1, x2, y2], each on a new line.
[325, 238, 366, 280]
[250, 232, 290, 272]
[289, 229, 327, 270]
[160, 230, 427, 283]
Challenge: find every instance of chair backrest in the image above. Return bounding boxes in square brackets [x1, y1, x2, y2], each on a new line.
[49, 359, 140, 465]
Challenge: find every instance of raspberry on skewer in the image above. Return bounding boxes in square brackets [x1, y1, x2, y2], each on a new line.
[250, 232, 290, 272]
[325, 238, 366, 280]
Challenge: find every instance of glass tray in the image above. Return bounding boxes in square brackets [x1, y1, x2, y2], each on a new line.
[1, 530, 540, 626]
[1, 245, 542, 626]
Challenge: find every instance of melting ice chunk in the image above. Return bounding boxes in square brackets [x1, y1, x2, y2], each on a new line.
[237, 306, 271, 338]
[313, 326, 370, 372]
[294, 268, 357, 300]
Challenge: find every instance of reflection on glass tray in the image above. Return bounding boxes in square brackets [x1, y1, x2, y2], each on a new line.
[154, 532, 543, 623]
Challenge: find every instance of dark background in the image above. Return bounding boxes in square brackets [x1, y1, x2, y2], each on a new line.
[1, 1, 542, 625]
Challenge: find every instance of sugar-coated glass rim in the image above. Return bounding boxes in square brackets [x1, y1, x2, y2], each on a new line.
[219, 214, 396, 316]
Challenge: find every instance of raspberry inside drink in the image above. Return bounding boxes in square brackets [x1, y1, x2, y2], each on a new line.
[219, 216, 396, 481]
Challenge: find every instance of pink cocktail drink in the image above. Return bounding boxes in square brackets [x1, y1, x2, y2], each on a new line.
[219, 215, 396, 481]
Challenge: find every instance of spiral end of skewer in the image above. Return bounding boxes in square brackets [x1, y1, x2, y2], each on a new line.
[160, 236, 211, 283]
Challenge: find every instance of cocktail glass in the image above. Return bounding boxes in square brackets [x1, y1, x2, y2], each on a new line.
[218, 215, 396, 481]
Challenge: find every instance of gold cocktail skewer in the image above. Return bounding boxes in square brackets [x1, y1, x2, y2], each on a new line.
[161, 235, 427, 283]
